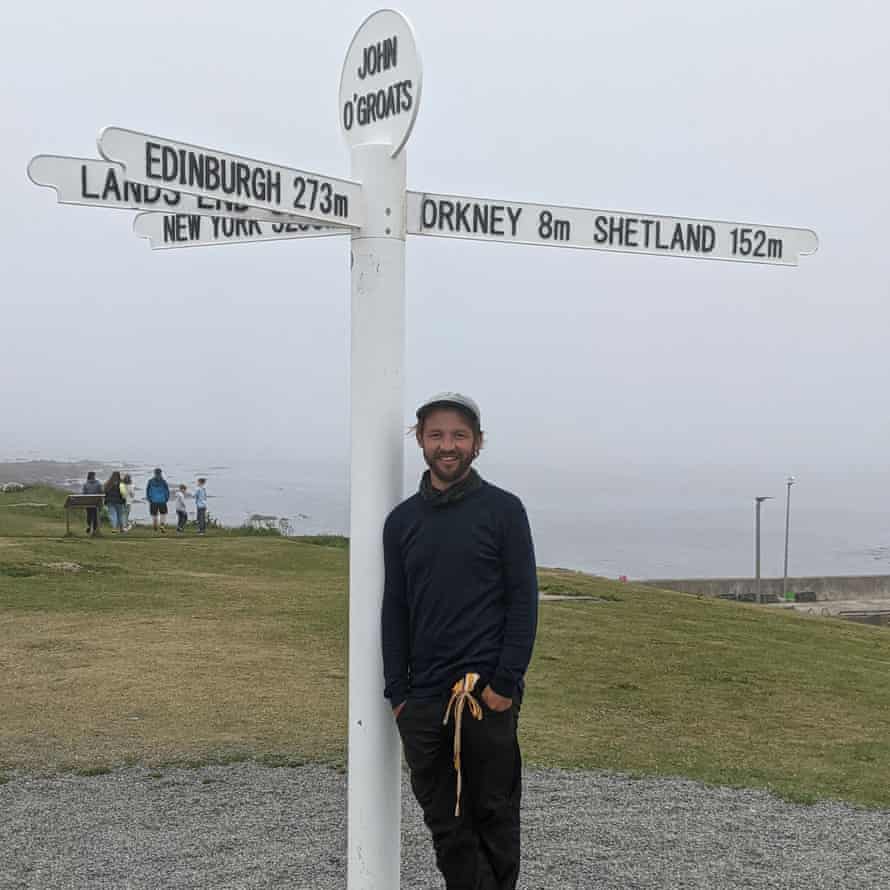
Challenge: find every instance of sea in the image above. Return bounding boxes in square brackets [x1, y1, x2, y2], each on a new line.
[5, 452, 889, 580]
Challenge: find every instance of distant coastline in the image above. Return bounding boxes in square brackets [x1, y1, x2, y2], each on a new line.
[0, 460, 118, 490]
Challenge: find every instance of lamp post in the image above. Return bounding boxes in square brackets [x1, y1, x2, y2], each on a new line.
[755, 496, 773, 604]
[782, 476, 795, 600]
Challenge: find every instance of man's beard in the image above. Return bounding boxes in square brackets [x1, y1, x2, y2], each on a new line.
[423, 448, 475, 486]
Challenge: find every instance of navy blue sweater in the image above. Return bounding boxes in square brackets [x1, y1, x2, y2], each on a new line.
[381, 477, 538, 706]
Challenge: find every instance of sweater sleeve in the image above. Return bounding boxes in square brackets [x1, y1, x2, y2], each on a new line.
[381, 512, 410, 706]
[491, 499, 538, 700]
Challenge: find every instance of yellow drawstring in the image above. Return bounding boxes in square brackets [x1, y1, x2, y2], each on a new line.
[442, 672, 483, 817]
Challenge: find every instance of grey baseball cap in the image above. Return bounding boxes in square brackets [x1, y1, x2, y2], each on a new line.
[416, 392, 481, 426]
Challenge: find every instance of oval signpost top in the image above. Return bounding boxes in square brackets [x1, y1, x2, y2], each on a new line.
[339, 8, 422, 157]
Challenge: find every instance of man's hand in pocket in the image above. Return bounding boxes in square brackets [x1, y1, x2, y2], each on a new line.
[481, 686, 512, 712]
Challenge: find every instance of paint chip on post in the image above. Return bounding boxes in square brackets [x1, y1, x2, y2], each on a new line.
[353, 246, 385, 297]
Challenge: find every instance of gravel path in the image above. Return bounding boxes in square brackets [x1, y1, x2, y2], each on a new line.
[2, 763, 888, 889]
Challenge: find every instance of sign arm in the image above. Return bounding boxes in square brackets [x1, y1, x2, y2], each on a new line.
[27, 154, 104, 196]
[133, 211, 350, 250]
[26, 154, 339, 226]
[97, 126, 363, 228]
[406, 190, 818, 266]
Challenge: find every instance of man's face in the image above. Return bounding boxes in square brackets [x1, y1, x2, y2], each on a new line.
[418, 408, 478, 489]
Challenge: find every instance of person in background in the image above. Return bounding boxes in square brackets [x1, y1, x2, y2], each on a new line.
[82, 471, 103, 536]
[194, 477, 208, 535]
[146, 467, 170, 534]
[121, 473, 135, 531]
[103, 470, 127, 533]
[174, 484, 188, 533]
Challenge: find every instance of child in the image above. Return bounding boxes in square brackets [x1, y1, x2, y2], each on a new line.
[121, 473, 135, 531]
[174, 484, 188, 533]
[195, 477, 208, 535]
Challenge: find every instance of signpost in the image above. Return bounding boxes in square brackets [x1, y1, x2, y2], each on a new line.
[27, 9, 818, 889]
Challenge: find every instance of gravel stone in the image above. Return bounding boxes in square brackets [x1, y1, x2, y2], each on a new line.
[1, 763, 888, 889]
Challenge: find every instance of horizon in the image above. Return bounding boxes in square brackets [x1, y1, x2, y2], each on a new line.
[3, 452, 888, 581]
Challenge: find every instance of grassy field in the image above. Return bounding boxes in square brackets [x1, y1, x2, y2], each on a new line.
[2, 485, 890, 807]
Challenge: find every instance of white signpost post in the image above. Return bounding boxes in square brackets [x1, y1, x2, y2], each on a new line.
[27, 9, 818, 889]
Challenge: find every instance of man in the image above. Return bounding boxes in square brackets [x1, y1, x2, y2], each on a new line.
[81, 471, 103, 536]
[382, 392, 538, 890]
[145, 467, 170, 533]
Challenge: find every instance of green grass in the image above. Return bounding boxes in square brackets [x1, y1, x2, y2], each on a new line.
[2, 485, 890, 807]
[0, 485, 68, 536]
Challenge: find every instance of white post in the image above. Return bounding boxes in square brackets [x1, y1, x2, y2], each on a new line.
[782, 476, 794, 599]
[347, 142, 407, 890]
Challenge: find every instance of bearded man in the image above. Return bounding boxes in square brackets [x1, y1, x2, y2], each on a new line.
[382, 392, 538, 890]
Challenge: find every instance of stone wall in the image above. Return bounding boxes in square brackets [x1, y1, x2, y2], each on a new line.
[640, 575, 890, 602]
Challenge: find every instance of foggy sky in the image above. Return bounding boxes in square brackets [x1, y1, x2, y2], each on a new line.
[3, 0, 888, 482]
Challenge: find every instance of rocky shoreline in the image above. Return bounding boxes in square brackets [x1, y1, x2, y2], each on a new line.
[0, 459, 119, 490]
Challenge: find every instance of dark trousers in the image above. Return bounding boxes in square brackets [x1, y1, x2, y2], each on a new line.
[85, 507, 99, 534]
[197, 507, 207, 532]
[176, 510, 187, 532]
[397, 697, 522, 890]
